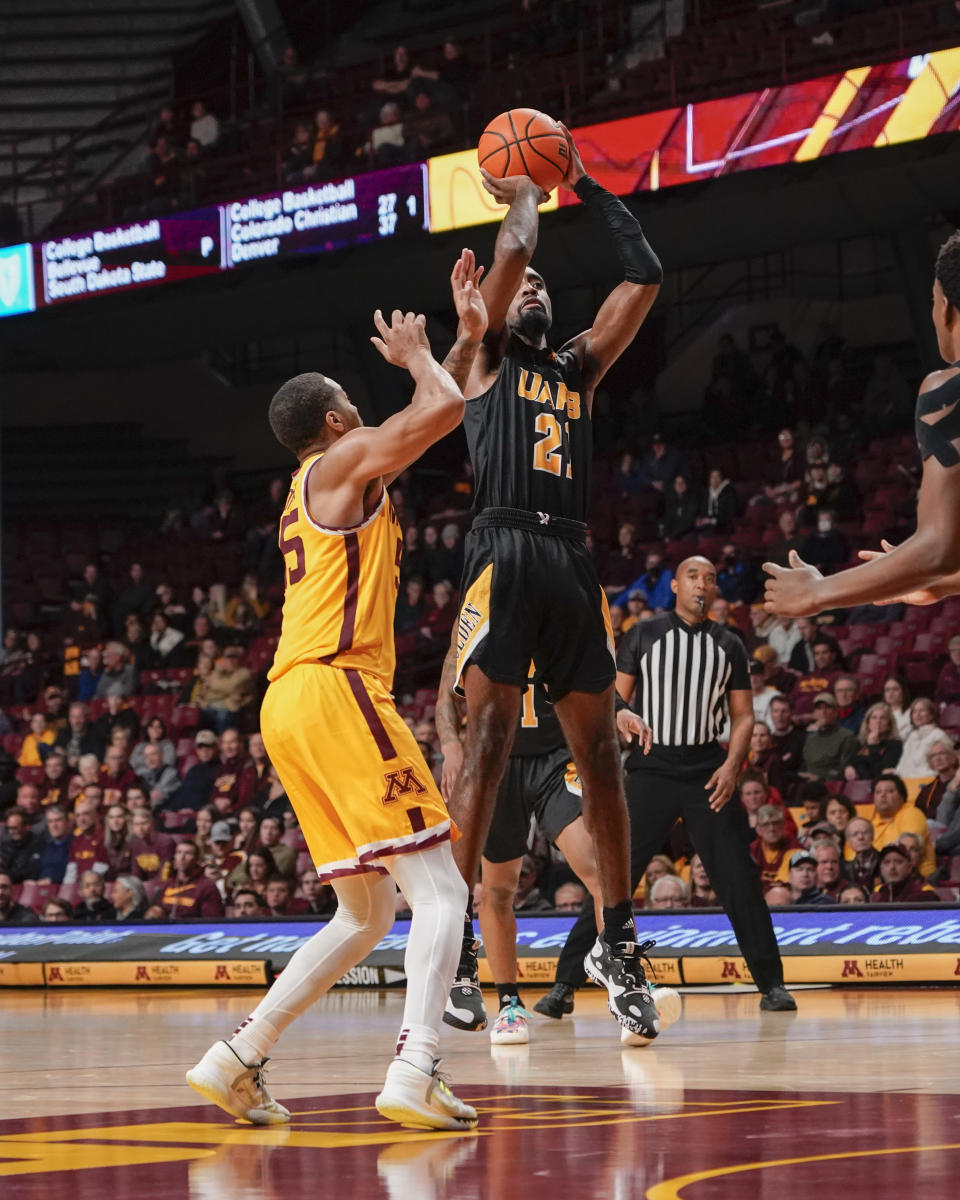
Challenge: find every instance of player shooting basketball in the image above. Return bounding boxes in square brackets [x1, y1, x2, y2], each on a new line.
[764, 231, 960, 616]
[440, 123, 665, 1040]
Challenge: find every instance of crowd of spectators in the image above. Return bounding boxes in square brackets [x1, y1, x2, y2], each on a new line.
[2, 320, 959, 924]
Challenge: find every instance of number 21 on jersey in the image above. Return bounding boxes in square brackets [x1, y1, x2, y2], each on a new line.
[532, 413, 573, 479]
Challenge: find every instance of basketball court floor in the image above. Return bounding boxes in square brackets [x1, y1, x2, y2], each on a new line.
[2, 985, 958, 1198]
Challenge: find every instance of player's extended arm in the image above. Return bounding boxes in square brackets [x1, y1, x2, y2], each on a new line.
[318, 311, 468, 504]
[557, 126, 662, 400]
[477, 171, 548, 334]
[441, 248, 487, 393]
[763, 451, 960, 617]
[436, 634, 465, 804]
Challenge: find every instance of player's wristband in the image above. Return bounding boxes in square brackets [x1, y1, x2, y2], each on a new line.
[573, 174, 663, 285]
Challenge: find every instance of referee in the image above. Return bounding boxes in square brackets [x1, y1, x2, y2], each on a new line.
[535, 556, 796, 1019]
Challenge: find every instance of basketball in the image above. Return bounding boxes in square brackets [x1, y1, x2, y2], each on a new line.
[477, 108, 569, 192]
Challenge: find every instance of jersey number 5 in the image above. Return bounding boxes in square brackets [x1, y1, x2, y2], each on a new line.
[279, 510, 306, 586]
[532, 413, 572, 479]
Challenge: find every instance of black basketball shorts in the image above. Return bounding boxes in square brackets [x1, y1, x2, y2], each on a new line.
[483, 746, 584, 864]
[454, 514, 616, 702]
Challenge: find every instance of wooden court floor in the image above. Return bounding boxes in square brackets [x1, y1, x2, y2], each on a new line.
[2, 985, 959, 1198]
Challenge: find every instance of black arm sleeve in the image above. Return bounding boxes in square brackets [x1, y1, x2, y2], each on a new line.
[573, 174, 663, 285]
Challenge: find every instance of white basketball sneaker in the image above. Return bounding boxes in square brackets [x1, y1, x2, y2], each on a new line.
[376, 1057, 478, 1131]
[186, 1040, 291, 1125]
[489, 1003, 531, 1045]
[621, 986, 683, 1047]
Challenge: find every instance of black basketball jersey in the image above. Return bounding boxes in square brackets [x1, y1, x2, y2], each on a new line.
[513, 678, 566, 757]
[916, 367, 960, 468]
[463, 337, 592, 520]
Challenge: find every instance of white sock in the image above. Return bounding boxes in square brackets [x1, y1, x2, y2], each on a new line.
[387, 842, 468, 1075]
[228, 871, 396, 1064]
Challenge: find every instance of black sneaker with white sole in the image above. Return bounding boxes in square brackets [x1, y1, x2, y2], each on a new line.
[443, 935, 488, 1031]
[584, 935, 660, 1041]
[532, 982, 575, 1019]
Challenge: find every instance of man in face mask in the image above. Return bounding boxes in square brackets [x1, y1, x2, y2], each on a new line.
[799, 510, 848, 575]
[717, 543, 754, 607]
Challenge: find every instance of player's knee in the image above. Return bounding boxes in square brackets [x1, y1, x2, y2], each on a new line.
[574, 733, 621, 789]
[480, 881, 517, 913]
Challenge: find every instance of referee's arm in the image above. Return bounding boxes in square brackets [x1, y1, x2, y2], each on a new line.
[706, 688, 753, 812]
[614, 669, 652, 754]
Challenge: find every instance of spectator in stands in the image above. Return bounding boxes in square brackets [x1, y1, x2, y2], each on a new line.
[648, 876, 689, 909]
[800, 510, 849, 576]
[786, 849, 830, 904]
[823, 463, 860, 521]
[844, 816, 880, 892]
[112, 874, 148, 921]
[768, 695, 804, 784]
[38, 752, 69, 809]
[686, 854, 717, 907]
[843, 702, 902, 782]
[864, 352, 913, 434]
[15, 784, 44, 835]
[149, 612, 185, 667]
[372, 44, 418, 101]
[129, 809, 175, 879]
[0, 869, 37, 924]
[404, 91, 455, 155]
[896, 698, 947, 779]
[764, 883, 793, 906]
[54, 702, 104, 768]
[935, 768, 960, 858]
[230, 846, 276, 897]
[39, 898, 72, 921]
[140, 743, 181, 810]
[750, 805, 800, 889]
[130, 718, 177, 775]
[0, 807, 38, 883]
[614, 453, 641, 497]
[800, 692, 858, 781]
[18, 713, 55, 767]
[264, 877, 305, 916]
[258, 764, 293, 822]
[696, 468, 737, 534]
[915, 738, 959, 819]
[767, 616, 800, 666]
[180, 138, 208, 203]
[411, 37, 474, 104]
[787, 617, 817, 674]
[420, 580, 456, 644]
[869, 842, 939, 903]
[813, 840, 844, 900]
[763, 428, 804, 506]
[395, 577, 428, 635]
[551, 882, 586, 913]
[122, 615, 152, 675]
[637, 434, 684, 493]
[749, 663, 779, 726]
[99, 746, 139, 807]
[72, 870, 115, 922]
[145, 135, 181, 205]
[869, 774, 931, 869]
[834, 675, 866, 734]
[199, 648, 253, 732]
[111, 563, 152, 634]
[125, 784, 150, 813]
[745, 723, 790, 799]
[825, 793, 855, 836]
[796, 780, 829, 837]
[209, 727, 250, 813]
[256, 814, 296, 881]
[897, 831, 929, 880]
[298, 869, 335, 916]
[310, 109, 345, 179]
[794, 637, 845, 717]
[149, 103, 180, 147]
[839, 883, 870, 904]
[616, 550, 674, 613]
[232, 888, 266, 917]
[936, 635, 960, 705]
[33, 806, 72, 884]
[160, 841, 224, 917]
[95, 642, 137, 699]
[189, 99, 219, 149]
[882, 676, 913, 740]
[64, 795, 106, 882]
[514, 855, 552, 913]
[283, 121, 317, 184]
[73, 754, 102, 796]
[601, 523, 643, 589]
[76, 647, 103, 702]
[367, 101, 407, 167]
[717, 544, 754, 607]
[103, 804, 133, 879]
[660, 475, 697, 542]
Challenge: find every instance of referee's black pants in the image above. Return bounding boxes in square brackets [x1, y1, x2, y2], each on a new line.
[554, 744, 785, 994]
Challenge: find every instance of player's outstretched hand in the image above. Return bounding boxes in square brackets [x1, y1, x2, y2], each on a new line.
[557, 122, 585, 191]
[479, 168, 549, 207]
[762, 549, 824, 617]
[370, 308, 431, 368]
[450, 248, 487, 343]
[856, 540, 940, 606]
[616, 708, 652, 753]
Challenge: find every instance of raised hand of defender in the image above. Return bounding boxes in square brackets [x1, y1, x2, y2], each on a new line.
[557, 122, 585, 191]
[370, 308, 430, 368]
[762, 549, 824, 617]
[479, 168, 549, 207]
[450, 248, 487, 343]
[856, 540, 940, 606]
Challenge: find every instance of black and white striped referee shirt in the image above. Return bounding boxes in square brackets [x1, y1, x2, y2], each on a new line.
[616, 613, 750, 752]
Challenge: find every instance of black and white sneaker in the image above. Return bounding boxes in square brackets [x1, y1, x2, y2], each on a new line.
[532, 982, 575, 1019]
[443, 935, 488, 1031]
[584, 935, 660, 1041]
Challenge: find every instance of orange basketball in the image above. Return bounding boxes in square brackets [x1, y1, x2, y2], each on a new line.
[477, 108, 569, 193]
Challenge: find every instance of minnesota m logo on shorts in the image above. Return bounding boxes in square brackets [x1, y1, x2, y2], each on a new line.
[382, 766, 428, 805]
